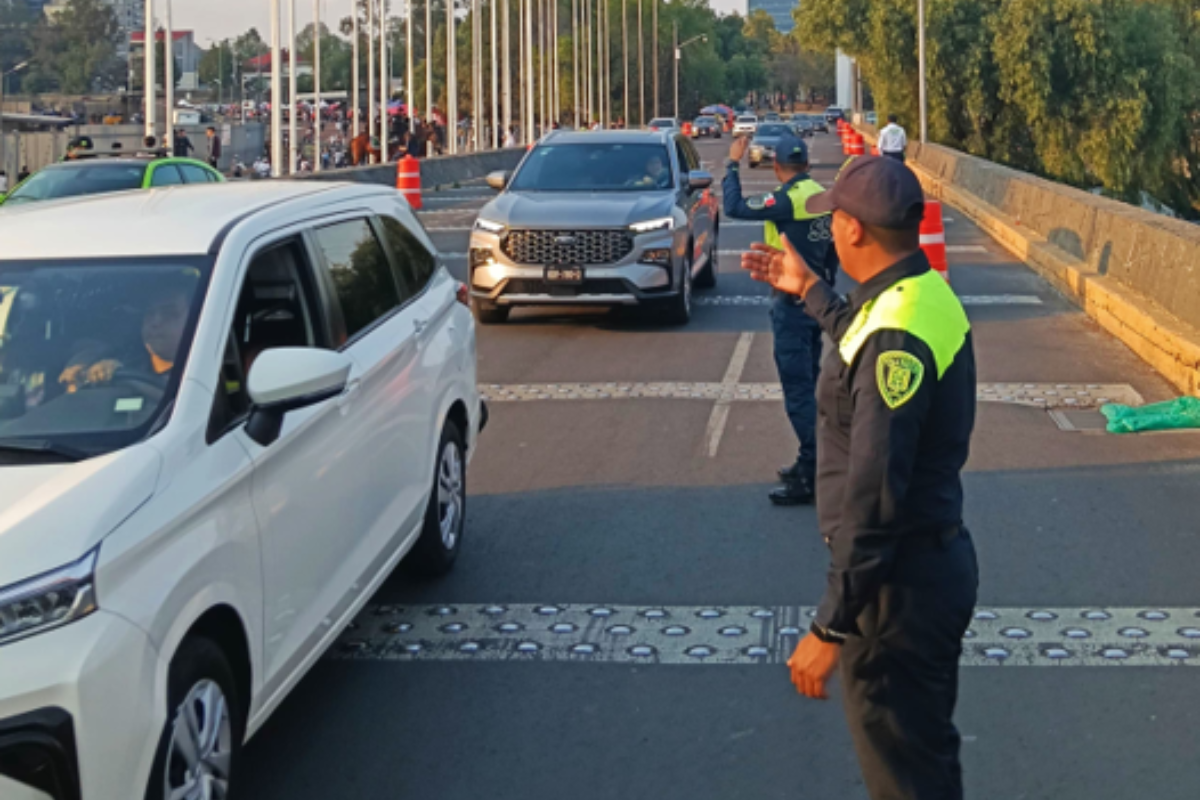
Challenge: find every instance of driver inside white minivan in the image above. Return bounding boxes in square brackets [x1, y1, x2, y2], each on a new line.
[58, 283, 192, 392]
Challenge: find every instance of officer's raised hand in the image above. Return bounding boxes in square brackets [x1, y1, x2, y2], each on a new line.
[741, 235, 823, 298]
[729, 135, 749, 163]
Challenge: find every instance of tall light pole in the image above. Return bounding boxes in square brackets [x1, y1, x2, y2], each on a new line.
[651, 0, 656, 118]
[0, 61, 29, 179]
[143, 0, 156, 139]
[407, 0, 415, 135]
[425, 0, 431, 137]
[523, 0, 533, 140]
[289, 0, 298, 172]
[472, 0, 481, 150]
[502, 0, 511, 142]
[673, 27, 705, 121]
[270, 0, 282, 175]
[380, 0, 389, 162]
[637, 0, 642, 126]
[447, 0, 457, 152]
[918, 0, 927, 142]
[621, 0, 627, 127]
[571, 0, 578, 128]
[368, 0, 376, 152]
[352, 0, 360, 137]
[491, 0, 498, 147]
[584, 0, 591, 125]
[314, 0, 322, 170]
[164, 0, 174, 151]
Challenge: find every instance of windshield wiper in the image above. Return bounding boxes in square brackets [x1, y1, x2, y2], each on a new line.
[0, 438, 89, 462]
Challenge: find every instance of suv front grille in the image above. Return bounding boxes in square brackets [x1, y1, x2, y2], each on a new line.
[502, 230, 634, 266]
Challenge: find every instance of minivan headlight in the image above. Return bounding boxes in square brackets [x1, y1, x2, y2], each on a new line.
[630, 217, 674, 234]
[0, 550, 98, 646]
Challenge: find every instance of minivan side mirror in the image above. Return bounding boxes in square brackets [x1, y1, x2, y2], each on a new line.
[486, 171, 510, 191]
[244, 348, 353, 446]
[688, 170, 714, 191]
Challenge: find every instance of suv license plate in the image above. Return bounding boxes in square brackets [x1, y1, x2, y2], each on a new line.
[545, 266, 584, 284]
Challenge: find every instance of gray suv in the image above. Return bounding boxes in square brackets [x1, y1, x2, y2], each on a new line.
[468, 130, 720, 324]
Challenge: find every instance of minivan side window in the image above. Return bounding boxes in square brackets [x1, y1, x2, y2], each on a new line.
[311, 218, 403, 340]
[379, 215, 437, 300]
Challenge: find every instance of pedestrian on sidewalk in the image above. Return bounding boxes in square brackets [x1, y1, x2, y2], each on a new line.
[742, 156, 978, 800]
[877, 114, 907, 162]
[205, 127, 222, 169]
[723, 131, 839, 505]
[173, 129, 194, 159]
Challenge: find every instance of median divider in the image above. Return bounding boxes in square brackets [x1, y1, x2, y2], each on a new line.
[855, 124, 1200, 397]
[293, 148, 527, 192]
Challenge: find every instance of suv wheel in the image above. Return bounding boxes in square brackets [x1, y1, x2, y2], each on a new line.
[662, 252, 693, 325]
[146, 638, 243, 800]
[406, 419, 466, 576]
[473, 299, 511, 325]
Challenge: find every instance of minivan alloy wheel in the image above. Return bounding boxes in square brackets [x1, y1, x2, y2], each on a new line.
[438, 440, 465, 549]
[164, 679, 233, 800]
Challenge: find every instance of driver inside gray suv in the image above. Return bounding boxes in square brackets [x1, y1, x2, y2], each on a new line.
[629, 154, 672, 189]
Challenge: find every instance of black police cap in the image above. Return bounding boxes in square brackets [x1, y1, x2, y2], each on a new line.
[774, 132, 809, 166]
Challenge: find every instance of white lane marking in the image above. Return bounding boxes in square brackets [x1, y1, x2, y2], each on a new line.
[703, 332, 754, 458]
[947, 245, 989, 253]
[694, 294, 1044, 307]
[478, 382, 1143, 409]
[334, 604, 1200, 666]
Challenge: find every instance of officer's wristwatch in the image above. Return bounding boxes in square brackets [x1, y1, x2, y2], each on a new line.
[810, 622, 847, 644]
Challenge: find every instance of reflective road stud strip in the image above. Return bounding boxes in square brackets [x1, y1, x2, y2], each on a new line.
[333, 604, 1200, 667]
[478, 383, 1144, 409]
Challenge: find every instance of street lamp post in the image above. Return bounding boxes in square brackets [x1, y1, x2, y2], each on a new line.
[352, 0, 360, 137]
[491, 0, 498, 147]
[651, 0, 656, 119]
[379, 0, 388, 163]
[289, 0, 298, 173]
[503, 0, 511, 143]
[0, 61, 30, 182]
[165, 0, 174, 152]
[637, 0, 642, 126]
[144, 0, 156, 139]
[270, 0, 282, 175]
[621, 0, 627, 128]
[314, 0, 323, 171]
[918, 0, 927, 142]
[672, 25, 704, 121]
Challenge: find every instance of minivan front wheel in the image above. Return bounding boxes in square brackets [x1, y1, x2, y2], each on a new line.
[407, 419, 466, 576]
[146, 637, 243, 800]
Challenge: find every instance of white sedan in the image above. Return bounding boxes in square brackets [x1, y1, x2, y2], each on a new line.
[0, 181, 484, 799]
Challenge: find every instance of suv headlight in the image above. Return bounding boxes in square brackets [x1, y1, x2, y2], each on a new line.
[0, 550, 98, 646]
[630, 217, 674, 234]
[474, 218, 506, 234]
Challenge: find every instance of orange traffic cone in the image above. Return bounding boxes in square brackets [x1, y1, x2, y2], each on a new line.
[396, 155, 422, 210]
[870, 144, 880, 156]
[848, 133, 865, 157]
[920, 199, 949, 282]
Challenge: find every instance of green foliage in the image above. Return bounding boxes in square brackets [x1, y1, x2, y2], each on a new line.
[20, 0, 123, 94]
[796, 0, 1200, 218]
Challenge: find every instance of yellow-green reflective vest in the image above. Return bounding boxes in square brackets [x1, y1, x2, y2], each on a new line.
[838, 269, 970, 379]
[763, 178, 829, 250]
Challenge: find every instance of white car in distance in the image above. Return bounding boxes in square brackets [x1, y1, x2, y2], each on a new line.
[0, 181, 485, 800]
[732, 115, 759, 136]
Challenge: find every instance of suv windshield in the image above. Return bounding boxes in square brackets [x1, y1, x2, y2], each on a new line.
[756, 124, 789, 137]
[509, 143, 674, 192]
[3, 163, 148, 206]
[0, 257, 210, 460]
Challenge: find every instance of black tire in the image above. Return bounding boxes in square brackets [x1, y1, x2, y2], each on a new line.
[406, 420, 466, 577]
[661, 252, 693, 326]
[145, 637, 244, 800]
[695, 227, 718, 289]
[473, 300, 511, 325]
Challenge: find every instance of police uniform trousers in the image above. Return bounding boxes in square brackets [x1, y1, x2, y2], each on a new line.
[770, 292, 823, 467]
[840, 527, 979, 800]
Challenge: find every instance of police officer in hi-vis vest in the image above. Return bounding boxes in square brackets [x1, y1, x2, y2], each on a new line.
[742, 156, 979, 800]
[723, 131, 839, 505]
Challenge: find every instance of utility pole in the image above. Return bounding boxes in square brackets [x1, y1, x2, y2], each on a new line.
[164, 0, 174, 151]
[447, 0, 457, 152]
[407, 0, 414, 136]
[144, 0, 156, 140]
[584, 0, 591, 125]
[621, 0, 627, 127]
[472, 0, 480, 150]
[289, 0, 297, 173]
[523, 0, 533, 140]
[491, 0, 498, 147]
[637, 0, 642, 126]
[380, 0, 388, 162]
[503, 0, 511, 143]
[651, 0, 657, 118]
[314, 0, 322, 170]
[353, 0, 360, 137]
[369, 0, 376, 153]
[918, 0, 927, 142]
[572, 0, 578, 128]
[672, 20, 676, 122]
[270, 0, 282, 175]
[425, 0, 431, 140]
[551, 0, 559, 127]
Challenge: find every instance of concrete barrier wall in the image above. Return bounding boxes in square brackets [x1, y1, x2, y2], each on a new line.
[853, 124, 1200, 395]
[295, 148, 527, 190]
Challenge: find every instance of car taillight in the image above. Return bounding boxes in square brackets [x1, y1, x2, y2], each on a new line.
[456, 283, 470, 307]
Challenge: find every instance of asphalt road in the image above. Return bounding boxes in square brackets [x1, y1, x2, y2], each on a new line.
[238, 134, 1200, 799]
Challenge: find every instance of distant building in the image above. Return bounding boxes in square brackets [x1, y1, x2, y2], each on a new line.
[45, 0, 144, 60]
[748, 0, 798, 33]
[130, 29, 205, 91]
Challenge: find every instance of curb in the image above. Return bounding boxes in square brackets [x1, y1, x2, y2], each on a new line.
[854, 127, 1200, 398]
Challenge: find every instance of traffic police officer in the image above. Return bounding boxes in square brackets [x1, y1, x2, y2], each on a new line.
[742, 156, 979, 800]
[723, 130, 838, 505]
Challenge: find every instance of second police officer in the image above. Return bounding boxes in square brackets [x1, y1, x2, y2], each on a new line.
[723, 129, 839, 505]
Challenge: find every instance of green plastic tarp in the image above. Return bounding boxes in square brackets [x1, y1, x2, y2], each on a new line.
[1100, 396, 1200, 434]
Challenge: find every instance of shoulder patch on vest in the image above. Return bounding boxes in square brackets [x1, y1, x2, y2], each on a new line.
[876, 351, 924, 409]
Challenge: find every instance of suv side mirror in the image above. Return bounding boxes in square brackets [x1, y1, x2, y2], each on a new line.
[688, 170, 714, 191]
[244, 348, 353, 446]
[486, 171, 510, 191]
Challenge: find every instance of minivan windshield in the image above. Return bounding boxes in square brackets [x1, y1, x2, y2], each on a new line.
[2, 163, 148, 206]
[0, 257, 210, 461]
[508, 143, 674, 192]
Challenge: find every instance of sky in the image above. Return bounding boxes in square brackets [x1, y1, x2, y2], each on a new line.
[174, 0, 748, 45]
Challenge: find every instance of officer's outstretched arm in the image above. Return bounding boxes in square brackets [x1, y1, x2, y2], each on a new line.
[813, 330, 937, 636]
[721, 167, 796, 221]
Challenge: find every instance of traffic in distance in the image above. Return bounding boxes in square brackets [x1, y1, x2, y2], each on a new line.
[0, 106, 848, 800]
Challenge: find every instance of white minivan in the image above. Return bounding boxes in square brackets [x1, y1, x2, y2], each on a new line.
[0, 181, 485, 800]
